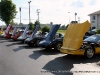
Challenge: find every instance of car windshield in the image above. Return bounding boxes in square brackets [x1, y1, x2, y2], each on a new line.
[84, 35, 100, 42]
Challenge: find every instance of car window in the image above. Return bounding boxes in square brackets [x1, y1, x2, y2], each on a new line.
[84, 35, 100, 42]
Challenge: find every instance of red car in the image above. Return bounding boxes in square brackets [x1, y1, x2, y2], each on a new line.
[4, 25, 13, 39]
[12, 30, 24, 41]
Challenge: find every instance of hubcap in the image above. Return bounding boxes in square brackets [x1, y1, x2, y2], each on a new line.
[57, 43, 62, 50]
[36, 40, 40, 46]
[87, 49, 94, 58]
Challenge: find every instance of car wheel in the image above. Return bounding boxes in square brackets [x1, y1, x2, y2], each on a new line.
[54, 42, 62, 51]
[84, 46, 94, 58]
[35, 40, 40, 46]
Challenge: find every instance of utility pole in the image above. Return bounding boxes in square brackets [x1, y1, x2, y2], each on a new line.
[28, 1, 31, 23]
[19, 7, 21, 24]
[36, 9, 40, 22]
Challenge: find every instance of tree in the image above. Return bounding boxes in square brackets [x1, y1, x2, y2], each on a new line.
[0, 0, 17, 26]
[96, 29, 100, 34]
[29, 22, 34, 30]
[41, 25, 50, 32]
[34, 20, 40, 27]
[60, 25, 66, 30]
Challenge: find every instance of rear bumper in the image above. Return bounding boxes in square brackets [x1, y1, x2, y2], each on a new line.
[60, 47, 85, 55]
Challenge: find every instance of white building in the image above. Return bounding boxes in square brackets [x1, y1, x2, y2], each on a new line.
[89, 10, 100, 30]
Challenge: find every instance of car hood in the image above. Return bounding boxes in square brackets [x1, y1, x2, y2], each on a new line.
[61, 20, 91, 50]
[39, 24, 60, 46]
[25, 25, 40, 41]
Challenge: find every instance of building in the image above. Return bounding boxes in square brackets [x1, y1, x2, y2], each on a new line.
[88, 10, 100, 29]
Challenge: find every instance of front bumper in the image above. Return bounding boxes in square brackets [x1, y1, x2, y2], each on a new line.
[60, 47, 85, 55]
[17, 36, 26, 41]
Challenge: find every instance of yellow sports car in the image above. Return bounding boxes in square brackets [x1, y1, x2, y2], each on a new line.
[0, 26, 4, 35]
[0, 30, 4, 35]
[60, 20, 98, 58]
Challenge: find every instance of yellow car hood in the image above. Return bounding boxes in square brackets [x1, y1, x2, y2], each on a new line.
[61, 20, 91, 50]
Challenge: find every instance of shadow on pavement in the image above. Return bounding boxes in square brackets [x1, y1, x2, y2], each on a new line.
[29, 49, 61, 60]
[13, 45, 38, 52]
[6, 41, 25, 47]
[0, 37, 10, 43]
[42, 55, 100, 75]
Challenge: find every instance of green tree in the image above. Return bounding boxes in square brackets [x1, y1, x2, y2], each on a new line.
[60, 25, 66, 30]
[41, 25, 50, 32]
[29, 22, 34, 30]
[0, 0, 17, 26]
[96, 29, 100, 34]
[34, 20, 40, 27]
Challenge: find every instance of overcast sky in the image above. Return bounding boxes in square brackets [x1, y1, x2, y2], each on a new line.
[0, 0, 100, 25]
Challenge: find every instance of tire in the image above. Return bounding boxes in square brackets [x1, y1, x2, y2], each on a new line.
[84, 46, 95, 58]
[35, 40, 41, 46]
[54, 42, 62, 51]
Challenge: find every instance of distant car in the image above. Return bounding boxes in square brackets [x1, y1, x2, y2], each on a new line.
[4, 25, 13, 39]
[39, 24, 62, 51]
[25, 25, 43, 46]
[12, 30, 24, 41]
[88, 29, 97, 35]
[17, 25, 32, 42]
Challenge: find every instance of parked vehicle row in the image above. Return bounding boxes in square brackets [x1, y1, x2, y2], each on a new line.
[1, 21, 100, 59]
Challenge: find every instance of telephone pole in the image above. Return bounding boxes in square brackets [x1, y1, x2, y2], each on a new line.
[28, 1, 31, 23]
[36, 9, 40, 22]
[19, 7, 21, 24]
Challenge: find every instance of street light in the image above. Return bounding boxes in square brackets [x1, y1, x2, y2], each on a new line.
[68, 12, 70, 24]
[75, 12, 77, 21]
[28, 1, 31, 23]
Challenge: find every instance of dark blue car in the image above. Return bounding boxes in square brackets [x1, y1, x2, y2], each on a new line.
[39, 24, 63, 51]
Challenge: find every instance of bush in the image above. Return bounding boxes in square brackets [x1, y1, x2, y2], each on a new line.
[96, 29, 100, 34]
[41, 25, 50, 32]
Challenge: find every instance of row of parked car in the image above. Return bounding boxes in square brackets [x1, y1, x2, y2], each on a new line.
[1, 24, 63, 51]
[1, 20, 100, 59]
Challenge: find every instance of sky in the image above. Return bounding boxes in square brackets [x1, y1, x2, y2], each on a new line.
[0, 0, 100, 26]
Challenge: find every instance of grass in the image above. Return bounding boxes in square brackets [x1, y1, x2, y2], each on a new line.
[57, 30, 66, 34]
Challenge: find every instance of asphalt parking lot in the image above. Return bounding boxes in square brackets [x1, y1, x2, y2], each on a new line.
[0, 38, 100, 75]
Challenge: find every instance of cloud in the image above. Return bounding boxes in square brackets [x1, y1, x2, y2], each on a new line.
[89, 0, 97, 5]
[11, 0, 100, 25]
[70, 0, 84, 7]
